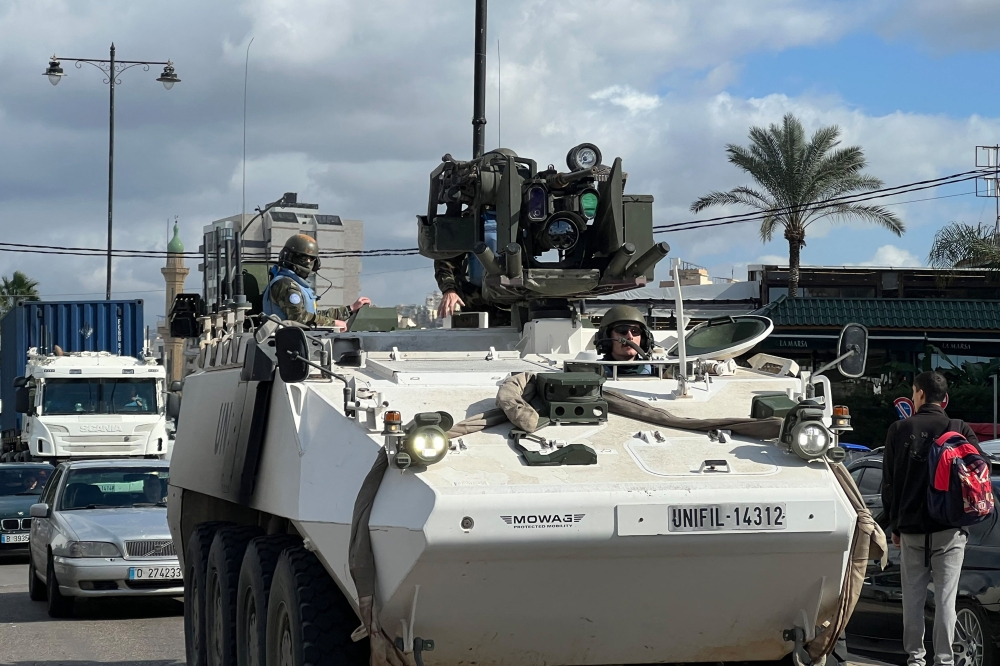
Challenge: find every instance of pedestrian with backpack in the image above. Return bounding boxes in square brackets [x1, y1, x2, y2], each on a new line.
[882, 371, 994, 666]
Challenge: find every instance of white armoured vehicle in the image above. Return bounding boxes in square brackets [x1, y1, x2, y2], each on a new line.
[166, 138, 884, 666]
[14, 349, 170, 461]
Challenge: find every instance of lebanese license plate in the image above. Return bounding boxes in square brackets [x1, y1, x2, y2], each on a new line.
[0, 533, 29, 544]
[668, 503, 787, 532]
[128, 566, 182, 581]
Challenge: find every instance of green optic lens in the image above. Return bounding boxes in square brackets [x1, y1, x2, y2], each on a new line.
[580, 192, 599, 218]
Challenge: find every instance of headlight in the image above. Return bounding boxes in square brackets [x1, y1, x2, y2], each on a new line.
[404, 425, 449, 465]
[791, 422, 832, 460]
[566, 143, 602, 171]
[66, 541, 121, 558]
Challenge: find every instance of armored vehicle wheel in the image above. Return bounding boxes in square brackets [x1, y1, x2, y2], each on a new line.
[206, 526, 264, 666]
[236, 535, 302, 666]
[46, 552, 74, 617]
[265, 546, 367, 666]
[186, 522, 231, 666]
[28, 553, 47, 601]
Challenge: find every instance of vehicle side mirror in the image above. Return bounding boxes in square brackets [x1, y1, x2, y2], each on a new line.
[274, 327, 310, 384]
[29, 503, 50, 519]
[169, 380, 183, 392]
[13, 376, 26, 388]
[837, 323, 868, 379]
[15, 387, 30, 414]
[166, 393, 182, 420]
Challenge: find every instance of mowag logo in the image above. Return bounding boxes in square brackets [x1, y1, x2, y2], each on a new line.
[500, 514, 585, 529]
[79, 424, 123, 433]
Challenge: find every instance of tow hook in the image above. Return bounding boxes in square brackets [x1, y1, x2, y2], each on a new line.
[394, 637, 434, 666]
[783, 627, 826, 666]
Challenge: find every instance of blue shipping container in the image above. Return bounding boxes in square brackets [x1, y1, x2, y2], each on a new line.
[1, 300, 145, 442]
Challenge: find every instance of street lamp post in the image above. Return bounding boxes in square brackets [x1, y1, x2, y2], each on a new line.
[45, 44, 180, 300]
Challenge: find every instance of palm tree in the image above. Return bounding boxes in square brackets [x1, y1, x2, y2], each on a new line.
[0, 271, 40, 315]
[928, 222, 1000, 271]
[691, 113, 905, 297]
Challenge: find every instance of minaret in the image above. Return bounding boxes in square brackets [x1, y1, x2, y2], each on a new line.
[160, 223, 190, 384]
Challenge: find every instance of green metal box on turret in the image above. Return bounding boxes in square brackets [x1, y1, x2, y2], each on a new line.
[536, 371, 607, 424]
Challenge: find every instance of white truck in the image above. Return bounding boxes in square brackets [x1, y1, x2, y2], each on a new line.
[12, 348, 170, 462]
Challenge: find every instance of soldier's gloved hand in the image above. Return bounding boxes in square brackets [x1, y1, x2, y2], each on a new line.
[350, 296, 371, 312]
[438, 290, 464, 319]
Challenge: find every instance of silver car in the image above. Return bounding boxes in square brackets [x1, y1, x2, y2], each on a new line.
[28, 459, 181, 617]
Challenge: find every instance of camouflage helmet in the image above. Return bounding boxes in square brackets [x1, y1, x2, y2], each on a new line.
[278, 234, 321, 279]
[596, 304, 652, 355]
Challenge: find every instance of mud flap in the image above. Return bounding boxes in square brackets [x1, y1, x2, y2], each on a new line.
[804, 463, 887, 662]
[349, 447, 417, 666]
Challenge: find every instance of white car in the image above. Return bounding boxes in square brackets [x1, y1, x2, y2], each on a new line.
[28, 459, 181, 617]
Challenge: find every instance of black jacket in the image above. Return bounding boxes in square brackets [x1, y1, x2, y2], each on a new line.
[881, 403, 980, 535]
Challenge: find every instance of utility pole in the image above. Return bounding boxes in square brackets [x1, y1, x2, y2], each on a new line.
[976, 145, 1000, 236]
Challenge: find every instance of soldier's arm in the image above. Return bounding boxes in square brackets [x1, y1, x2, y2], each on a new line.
[434, 257, 462, 294]
[269, 277, 314, 325]
[313, 306, 352, 327]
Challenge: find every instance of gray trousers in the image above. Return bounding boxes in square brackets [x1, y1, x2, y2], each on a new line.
[899, 529, 968, 666]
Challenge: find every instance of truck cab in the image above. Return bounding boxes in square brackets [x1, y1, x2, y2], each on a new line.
[15, 350, 169, 461]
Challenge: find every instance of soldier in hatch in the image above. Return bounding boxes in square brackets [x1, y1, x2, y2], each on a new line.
[596, 305, 653, 377]
[264, 234, 371, 328]
[434, 255, 511, 326]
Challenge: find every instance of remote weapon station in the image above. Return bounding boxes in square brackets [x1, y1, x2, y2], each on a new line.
[166, 3, 884, 665]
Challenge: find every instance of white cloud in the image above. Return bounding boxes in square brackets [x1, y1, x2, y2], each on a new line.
[590, 85, 660, 114]
[858, 244, 924, 267]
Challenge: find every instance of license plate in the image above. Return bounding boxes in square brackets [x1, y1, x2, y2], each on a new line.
[0, 533, 29, 544]
[128, 566, 182, 580]
[668, 503, 787, 532]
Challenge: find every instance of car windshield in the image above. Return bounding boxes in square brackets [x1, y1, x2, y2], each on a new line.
[43, 378, 157, 415]
[0, 467, 52, 496]
[59, 467, 169, 510]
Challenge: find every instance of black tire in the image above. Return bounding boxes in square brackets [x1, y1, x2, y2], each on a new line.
[954, 600, 996, 666]
[185, 522, 231, 666]
[236, 535, 302, 666]
[265, 546, 367, 666]
[205, 525, 264, 666]
[28, 553, 47, 601]
[46, 552, 74, 618]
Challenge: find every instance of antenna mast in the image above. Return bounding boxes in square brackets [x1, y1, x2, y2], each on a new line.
[472, 0, 487, 158]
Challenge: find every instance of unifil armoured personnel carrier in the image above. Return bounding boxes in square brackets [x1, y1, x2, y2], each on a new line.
[165, 4, 885, 666]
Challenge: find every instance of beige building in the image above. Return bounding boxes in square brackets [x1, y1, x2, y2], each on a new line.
[204, 193, 363, 310]
[158, 223, 190, 385]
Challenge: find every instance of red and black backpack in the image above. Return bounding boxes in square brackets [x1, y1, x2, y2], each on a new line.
[927, 429, 994, 527]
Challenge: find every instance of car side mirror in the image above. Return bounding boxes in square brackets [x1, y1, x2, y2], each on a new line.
[29, 503, 50, 519]
[169, 380, 183, 392]
[166, 393, 182, 420]
[15, 387, 30, 414]
[13, 376, 26, 388]
[837, 323, 868, 379]
[274, 327, 310, 384]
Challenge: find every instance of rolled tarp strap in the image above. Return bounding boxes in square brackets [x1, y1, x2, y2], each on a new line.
[603, 388, 783, 439]
[496, 372, 541, 432]
[348, 447, 417, 666]
[804, 463, 887, 661]
[446, 408, 509, 438]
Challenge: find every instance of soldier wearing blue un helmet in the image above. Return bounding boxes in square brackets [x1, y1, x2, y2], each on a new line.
[263, 234, 370, 328]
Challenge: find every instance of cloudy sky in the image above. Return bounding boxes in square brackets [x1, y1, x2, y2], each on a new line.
[2, 0, 1000, 327]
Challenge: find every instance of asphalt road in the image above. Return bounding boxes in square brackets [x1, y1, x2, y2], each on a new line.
[0, 553, 185, 666]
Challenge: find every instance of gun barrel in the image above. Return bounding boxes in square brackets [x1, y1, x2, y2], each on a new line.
[625, 242, 670, 278]
[605, 243, 637, 279]
[545, 167, 595, 189]
[473, 242, 503, 276]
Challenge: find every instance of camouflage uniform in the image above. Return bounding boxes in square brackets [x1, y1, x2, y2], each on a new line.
[267, 276, 352, 327]
[434, 256, 511, 325]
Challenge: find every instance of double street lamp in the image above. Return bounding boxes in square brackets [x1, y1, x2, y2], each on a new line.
[44, 43, 180, 300]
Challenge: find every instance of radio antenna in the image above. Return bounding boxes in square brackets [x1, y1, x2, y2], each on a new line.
[497, 38, 501, 149]
[242, 37, 254, 228]
[472, 0, 487, 158]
